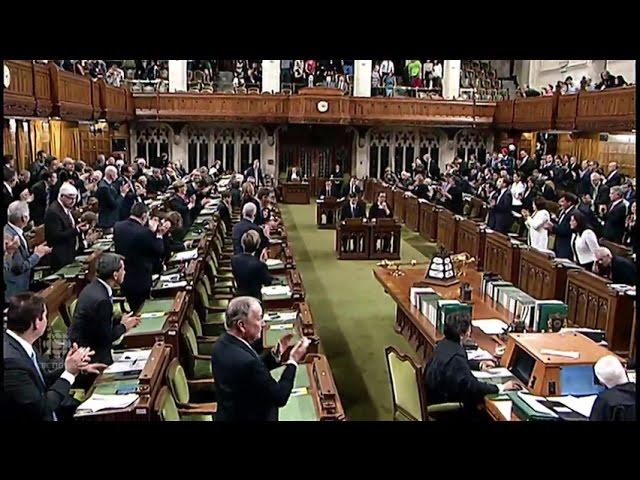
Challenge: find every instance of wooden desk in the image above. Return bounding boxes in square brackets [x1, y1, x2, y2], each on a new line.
[25, 224, 45, 249]
[456, 218, 486, 270]
[393, 188, 407, 223]
[404, 195, 420, 232]
[518, 247, 570, 300]
[281, 182, 310, 204]
[599, 239, 633, 259]
[316, 197, 344, 229]
[262, 269, 305, 309]
[418, 201, 439, 242]
[374, 267, 516, 365]
[262, 302, 317, 354]
[463, 196, 488, 222]
[74, 341, 172, 421]
[483, 231, 523, 284]
[566, 269, 635, 356]
[336, 219, 371, 260]
[436, 209, 459, 253]
[369, 220, 401, 260]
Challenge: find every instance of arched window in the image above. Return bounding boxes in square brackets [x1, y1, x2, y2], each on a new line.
[369, 130, 392, 178]
[212, 128, 235, 172]
[136, 126, 170, 164]
[419, 131, 440, 165]
[187, 127, 209, 171]
[393, 130, 415, 174]
[238, 127, 262, 173]
[456, 131, 487, 163]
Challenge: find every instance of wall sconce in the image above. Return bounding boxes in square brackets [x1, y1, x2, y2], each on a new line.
[267, 135, 275, 147]
[358, 136, 366, 148]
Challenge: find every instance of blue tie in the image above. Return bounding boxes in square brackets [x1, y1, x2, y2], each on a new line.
[31, 352, 57, 421]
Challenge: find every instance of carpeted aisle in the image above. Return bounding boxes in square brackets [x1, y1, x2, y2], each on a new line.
[278, 202, 436, 420]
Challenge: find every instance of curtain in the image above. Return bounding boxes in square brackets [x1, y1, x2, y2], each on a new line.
[50, 120, 80, 159]
[16, 121, 30, 172]
[571, 133, 600, 161]
[3, 121, 15, 158]
[50, 119, 62, 158]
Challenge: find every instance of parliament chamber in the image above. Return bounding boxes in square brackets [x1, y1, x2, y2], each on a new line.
[2, 59, 637, 423]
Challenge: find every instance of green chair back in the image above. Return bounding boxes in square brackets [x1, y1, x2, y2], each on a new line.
[189, 310, 204, 337]
[384, 346, 425, 421]
[166, 358, 191, 405]
[155, 387, 181, 421]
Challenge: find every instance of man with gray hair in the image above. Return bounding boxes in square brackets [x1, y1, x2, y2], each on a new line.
[44, 182, 90, 270]
[4, 201, 52, 300]
[593, 246, 636, 285]
[589, 355, 635, 421]
[231, 230, 273, 301]
[211, 296, 311, 421]
[96, 165, 130, 230]
[232, 201, 268, 256]
[68, 252, 141, 366]
[603, 186, 627, 243]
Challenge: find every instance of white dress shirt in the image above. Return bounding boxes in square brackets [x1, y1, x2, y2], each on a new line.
[510, 182, 526, 206]
[6, 329, 76, 385]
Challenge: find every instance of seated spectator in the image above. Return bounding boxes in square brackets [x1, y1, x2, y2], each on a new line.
[371, 65, 382, 94]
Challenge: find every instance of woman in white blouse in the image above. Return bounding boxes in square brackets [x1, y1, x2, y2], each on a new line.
[522, 197, 550, 251]
[510, 171, 526, 210]
[570, 211, 600, 270]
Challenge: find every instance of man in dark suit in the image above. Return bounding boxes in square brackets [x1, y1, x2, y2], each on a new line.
[604, 162, 622, 188]
[13, 170, 31, 202]
[318, 180, 338, 199]
[116, 164, 140, 220]
[411, 175, 431, 200]
[2, 292, 105, 422]
[68, 253, 141, 365]
[216, 191, 233, 233]
[369, 191, 394, 219]
[602, 186, 627, 244]
[232, 202, 268, 256]
[210, 296, 311, 421]
[231, 230, 273, 301]
[340, 193, 366, 219]
[340, 176, 362, 198]
[589, 355, 636, 421]
[3, 165, 18, 215]
[544, 192, 578, 260]
[244, 159, 264, 187]
[96, 165, 129, 230]
[593, 247, 636, 285]
[590, 172, 610, 210]
[29, 150, 48, 185]
[29, 171, 57, 226]
[425, 314, 520, 421]
[487, 177, 513, 234]
[147, 168, 169, 194]
[518, 150, 535, 178]
[168, 180, 201, 232]
[114, 202, 168, 311]
[441, 175, 464, 215]
[44, 183, 90, 270]
[423, 154, 440, 180]
[286, 167, 303, 182]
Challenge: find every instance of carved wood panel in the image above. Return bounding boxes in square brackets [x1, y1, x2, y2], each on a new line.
[436, 209, 457, 253]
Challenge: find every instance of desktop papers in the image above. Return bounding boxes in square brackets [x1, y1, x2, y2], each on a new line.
[170, 249, 198, 262]
[77, 394, 138, 413]
[548, 395, 598, 418]
[471, 319, 509, 335]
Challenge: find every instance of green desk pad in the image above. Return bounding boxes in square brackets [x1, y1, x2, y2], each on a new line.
[264, 324, 300, 347]
[124, 315, 167, 336]
[270, 275, 288, 286]
[49, 262, 84, 279]
[87, 240, 114, 251]
[139, 298, 175, 314]
[93, 379, 140, 395]
[270, 365, 316, 421]
[184, 229, 206, 241]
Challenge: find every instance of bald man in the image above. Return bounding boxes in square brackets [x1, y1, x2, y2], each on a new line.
[593, 247, 636, 285]
[589, 356, 635, 421]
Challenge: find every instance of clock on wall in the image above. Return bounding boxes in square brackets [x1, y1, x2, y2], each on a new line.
[317, 100, 329, 113]
[4, 64, 10, 88]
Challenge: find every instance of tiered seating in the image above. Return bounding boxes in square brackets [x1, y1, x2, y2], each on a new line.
[460, 60, 508, 101]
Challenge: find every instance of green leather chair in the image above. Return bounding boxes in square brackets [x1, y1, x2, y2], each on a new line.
[180, 321, 214, 380]
[384, 346, 462, 421]
[165, 358, 217, 420]
[187, 309, 220, 352]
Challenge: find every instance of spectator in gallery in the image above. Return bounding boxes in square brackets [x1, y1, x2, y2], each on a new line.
[423, 59, 434, 88]
[565, 76, 579, 93]
[293, 60, 304, 82]
[106, 63, 124, 87]
[304, 59, 316, 77]
[336, 75, 348, 93]
[432, 60, 443, 90]
[384, 72, 396, 97]
[371, 64, 381, 94]
[407, 60, 422, 88]
[380, 60, 394, 82]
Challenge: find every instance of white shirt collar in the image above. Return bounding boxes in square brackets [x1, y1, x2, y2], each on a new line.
[607, 170, 618, 179]
[6, 329, 35, 359]
[8, 222, 24, 236]
[611, 198, 623, 208]
[96, 277, 113, 297]
[4, 182, 13, 196]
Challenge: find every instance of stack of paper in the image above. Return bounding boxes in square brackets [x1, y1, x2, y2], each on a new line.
[517, 392, 558, 418]
[104, 359, 146, 374]
[472, 319, 509, 335]
[467, 348, 494, 361]
[263, 311, 298, 322]
[262, 285, 292, 297]
[113, 349, 152, 363]
[77, 393, 139, 414]
[266, 258, 285, 269]
[548, 395, 597, 417]
[158, 280, 188, 289]
[170, 249, 199, 262]
[472, 367, 514, 380]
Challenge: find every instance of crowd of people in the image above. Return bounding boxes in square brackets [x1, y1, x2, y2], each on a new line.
[280, 60, 353, 93]
[517, 70, 631, 98]
[371, 59, 443, 97]
[377, 146, 636, 283]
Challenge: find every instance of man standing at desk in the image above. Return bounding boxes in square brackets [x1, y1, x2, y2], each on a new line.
[211, 296, 311, 421]
[232, 202, 268, 257]
[544, 192, 578, 260]
[231, 231, 273, 302]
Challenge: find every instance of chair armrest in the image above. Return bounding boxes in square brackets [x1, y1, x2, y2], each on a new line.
[427, 402, 464, 414]
[204, 305, 226, 312]
[194, 353, 211, 361]
[196, 335, 219, 344]
[212, 293, 234, 299]
[179, 401, 218, 414]
[187, 378, 215, 387]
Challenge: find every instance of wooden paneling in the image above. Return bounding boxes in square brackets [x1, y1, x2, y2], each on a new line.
[556, 94, 578, 130]
[494, 99, 514, 129]
[512, 96, 555, 131]
[517, 248, 568, 301]
[91, 81, 101, 120]
[436, 208, 458, 253]
[33, 63, 52, 117]
[4, 60, 36, 116]
[419, 201, 439, 242]
[393, 189, 406, 223]
[599, 135, 635, 177]
[483, 231, 521, 284]
[405, 196, 420, 232]
[102, 80, 129, 122]
[576, 87, 635, 132]
[456, 218, 486, 270]
[566, 269, 634, 355]
[50, 63, 93, 120]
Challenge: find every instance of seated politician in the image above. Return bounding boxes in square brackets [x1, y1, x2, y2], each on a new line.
[368, 191, 393, 220]
[210, 296, 311, 421]
[593, 247, 636, 286]
[424, 314, 520, 421]
[589, 355, 636, 421]
[231, 230, 273, 302]
[340, 193, 366, 220]
[3, 292, 106, 422]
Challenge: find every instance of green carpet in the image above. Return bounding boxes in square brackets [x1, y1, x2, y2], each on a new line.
[278, 203, 436, 420]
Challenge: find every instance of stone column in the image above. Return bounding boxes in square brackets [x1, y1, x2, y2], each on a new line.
[168, 60, 187, 92]
[261, 60, 281, 93]
[442, 60, 461, 99]
[353, 60, 372, 97]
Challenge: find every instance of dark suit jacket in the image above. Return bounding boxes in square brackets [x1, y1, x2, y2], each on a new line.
[2, 183, 13, 216]
[232, 219, 268, 256]
[318, 184, 338, 198]
[603, 201, 627, 243]
[424, 338, 497, 408]
[2, 333, 72, 422]
[551, 205, 576, 260]
[244, 166, 264, 186]
[29, 180, 53, 226]
[116, 176, 139, 220]
[340, 182, 362, 198]
[168, 194, 200, 231]
[444, 185, 464, 215]
[340, 201, 366, 219]
[604, 171, 622, 188]
[412, 184, 430, 200]
[592, 184, 610, 207]
[488, 189, 513, 234]
[114, 218, 165, 296]
[44, 200, 80, 270]
[519, 156, 536, 178]
[68, 279, 126, 365]
[210, 332, 296, 421]
[426, 159, 440, 180]
[369, 202, 393, 220]
[610, 255, 637, 285]
[217, 202, 233, 233]
[231, 253, 273, 301]
[96, 179, 124, 228]
[287, 170, 304, 182]
[589, 383, 636, 421]
[147, 176, 168, 194]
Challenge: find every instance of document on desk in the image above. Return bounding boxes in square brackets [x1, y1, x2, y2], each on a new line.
[104, 359, 145, 374]
[471, 319, 509, 335]
[539, 348, 580, 359]
[493, 400, 513, 420]
[547, 395, 598, 418]
[113, 349, 152, 362]
[170, 249, 199, 262]
[517, 392, 558, 418]
[266, 258, 285, 269]
[77, 393, 138, 414]
[264, 311, 298, 322]
[472, 367, 514, 379]
[467, 348, 494, 361]
[139, 311, 165, 319]
[158, 281, 188, 289]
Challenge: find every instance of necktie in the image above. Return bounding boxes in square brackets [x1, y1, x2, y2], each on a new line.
[352, 205, 355, 217]
[30, 352, 57, 421]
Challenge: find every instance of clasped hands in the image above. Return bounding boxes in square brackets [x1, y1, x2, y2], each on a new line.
[65, 343, 107, 376]
[275, 333, 311, 363]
